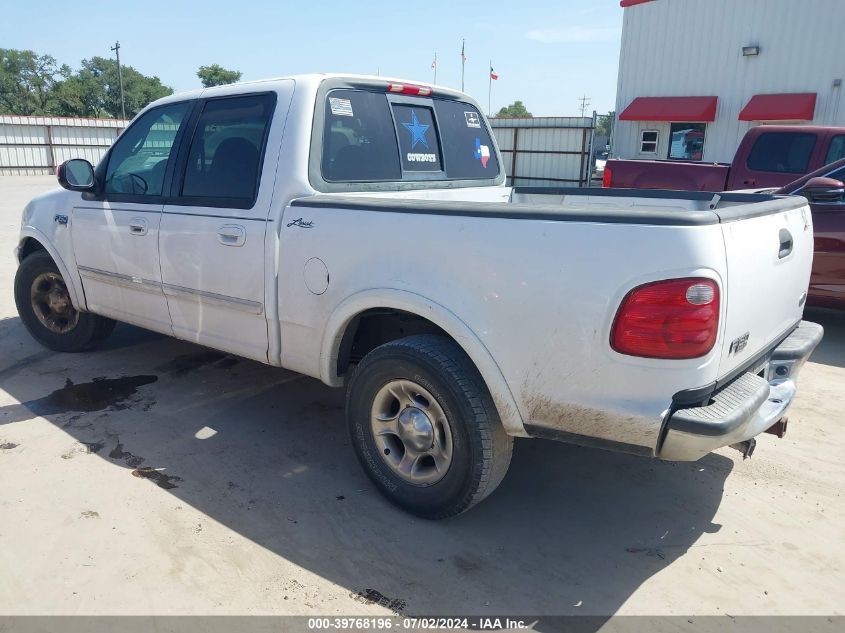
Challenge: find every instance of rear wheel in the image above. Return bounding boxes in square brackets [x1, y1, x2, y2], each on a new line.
[346, 334, 513, 519]
[14, 251, 115, 352]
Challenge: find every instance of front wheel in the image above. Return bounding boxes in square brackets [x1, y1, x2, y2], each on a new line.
[14, 251, 115, 353]
[346, 334, 513, 519]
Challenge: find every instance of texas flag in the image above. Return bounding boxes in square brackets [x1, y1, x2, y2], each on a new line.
[490, 65, 498, 80]
[474, 138, 490, 168]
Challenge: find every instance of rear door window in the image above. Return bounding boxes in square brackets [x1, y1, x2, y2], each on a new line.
[747, 132, 816, 174]
[180, 93, 275, 205]
[320, 89, 499, 183]
[825, 135, 845, 164]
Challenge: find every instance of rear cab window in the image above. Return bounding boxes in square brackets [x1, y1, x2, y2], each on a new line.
[746, 132, 817, 174]
[318, 87, 499, 186]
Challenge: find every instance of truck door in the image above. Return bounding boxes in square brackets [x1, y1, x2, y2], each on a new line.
[159, 90, 285, 362]
[72, 101, 192, 332]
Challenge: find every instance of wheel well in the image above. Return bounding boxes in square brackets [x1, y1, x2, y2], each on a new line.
[18, 237, 46, 262]
[337, 309, 450, 377]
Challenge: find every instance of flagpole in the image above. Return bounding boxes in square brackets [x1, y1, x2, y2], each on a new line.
[488, 59, 492, 116]
[433, 52, 437, 85]
[461, 39, 465, 92]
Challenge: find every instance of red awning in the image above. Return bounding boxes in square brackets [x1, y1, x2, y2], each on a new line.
[739, 93, 817, 121]
[619, 96, 718, 122]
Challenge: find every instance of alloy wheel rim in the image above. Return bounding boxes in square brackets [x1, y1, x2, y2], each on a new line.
[370, 379, 454, 486]
[30, 272, 79, 334]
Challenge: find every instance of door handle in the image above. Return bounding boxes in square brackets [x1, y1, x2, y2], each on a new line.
[778, 228, 793, 259]
[217, 224, 246, 247]
[128, 218, 148, 236]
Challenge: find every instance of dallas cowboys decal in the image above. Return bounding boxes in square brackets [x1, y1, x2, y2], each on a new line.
[402, 110, 438, 165]
[402, 111, 430, 149]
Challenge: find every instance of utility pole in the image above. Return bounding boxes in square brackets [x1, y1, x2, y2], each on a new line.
[577, 94, 591, 118]
[110, 41, 126, 120]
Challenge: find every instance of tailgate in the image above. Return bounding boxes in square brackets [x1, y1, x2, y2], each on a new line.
[717, 199, 814, 378]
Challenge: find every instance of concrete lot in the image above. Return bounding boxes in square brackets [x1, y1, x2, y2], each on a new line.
[0, 176, 843, 619]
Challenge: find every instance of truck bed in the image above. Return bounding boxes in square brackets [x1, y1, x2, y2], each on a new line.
[285, 187, 812, 452]
[604, 158, 731, 191]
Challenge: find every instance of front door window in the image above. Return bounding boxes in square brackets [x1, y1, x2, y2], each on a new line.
[105, 102, 191, 197]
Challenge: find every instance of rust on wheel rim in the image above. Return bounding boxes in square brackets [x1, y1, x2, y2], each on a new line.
[30, 272, 79, 334]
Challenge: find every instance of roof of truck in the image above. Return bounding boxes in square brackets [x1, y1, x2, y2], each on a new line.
[148, 73, 469, 111]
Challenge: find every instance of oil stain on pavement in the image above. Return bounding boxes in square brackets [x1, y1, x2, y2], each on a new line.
[23, 375, 158, 415]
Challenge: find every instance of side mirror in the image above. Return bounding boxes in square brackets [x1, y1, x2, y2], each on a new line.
[800, 176, 845, 203]
[57, 159, 95, 192]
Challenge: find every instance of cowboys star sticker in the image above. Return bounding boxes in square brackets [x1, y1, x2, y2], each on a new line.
[402, 111, 430, 149]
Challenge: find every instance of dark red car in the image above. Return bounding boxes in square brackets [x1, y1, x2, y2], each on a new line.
[777, 158, 845, 309]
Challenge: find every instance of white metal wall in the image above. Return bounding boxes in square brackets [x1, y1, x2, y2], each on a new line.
[490, 116, 595, 187]
[613, 0, 845, 163]
[0, 115, 128, 175]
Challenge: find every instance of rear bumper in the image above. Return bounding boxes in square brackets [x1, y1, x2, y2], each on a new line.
[659, 320, 823, 461]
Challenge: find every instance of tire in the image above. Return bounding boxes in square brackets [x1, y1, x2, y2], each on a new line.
[14, 251, 116, 353]
[346, 334, 513, 519]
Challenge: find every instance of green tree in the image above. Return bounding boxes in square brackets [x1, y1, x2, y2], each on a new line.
[53, 56, 173, 118]
[0, 48, 70, 115]
[197, 64, 242, 88]
[495, 101, 532, 118]
[597, 111, 615, 137]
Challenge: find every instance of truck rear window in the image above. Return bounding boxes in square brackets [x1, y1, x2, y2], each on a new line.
[321, 89, 498, 183]
[746, 132, 816, 174]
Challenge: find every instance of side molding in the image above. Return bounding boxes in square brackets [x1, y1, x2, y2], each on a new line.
[320, 289, 528, 437]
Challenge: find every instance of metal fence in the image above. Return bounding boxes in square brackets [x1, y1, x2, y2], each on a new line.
[0, 115, 129, 176]
[490, 115, 597, 187]
[1, 113, 598, 185]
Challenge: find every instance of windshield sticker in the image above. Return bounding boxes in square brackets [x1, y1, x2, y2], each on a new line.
[402, 110, 431, 149]
[329, 97, 353, 117]
[464, 111, 481, 128]
[473, 138, 490, 168]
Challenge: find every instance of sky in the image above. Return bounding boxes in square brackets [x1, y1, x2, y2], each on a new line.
[0, 0, 623, 117]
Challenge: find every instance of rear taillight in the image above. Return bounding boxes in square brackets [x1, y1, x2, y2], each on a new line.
[611, 278, 720, 359]
[387, 83, 432, 96]
[602, 165, 613, 188]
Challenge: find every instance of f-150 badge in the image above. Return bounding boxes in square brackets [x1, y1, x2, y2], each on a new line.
[729, 332, 750, 355]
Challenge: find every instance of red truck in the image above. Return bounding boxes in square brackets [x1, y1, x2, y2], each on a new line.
[604, 125, 845, 191]
[775, 158, 845, 309]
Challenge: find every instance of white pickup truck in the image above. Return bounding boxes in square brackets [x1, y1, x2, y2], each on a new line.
[14, 74, 823, 518]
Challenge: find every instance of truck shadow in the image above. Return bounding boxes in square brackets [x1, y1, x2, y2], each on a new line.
[804, 307, 845, 369]
[0, 316, 736, 627]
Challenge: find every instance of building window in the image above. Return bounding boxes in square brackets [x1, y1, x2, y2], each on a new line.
[640, 130, 659, 154]
[668, 123, 706, 161]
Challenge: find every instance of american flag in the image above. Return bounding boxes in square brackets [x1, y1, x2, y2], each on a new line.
[461, 40, 466, 63]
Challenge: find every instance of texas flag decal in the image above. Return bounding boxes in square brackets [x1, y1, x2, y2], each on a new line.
[473, 138, 490, 168]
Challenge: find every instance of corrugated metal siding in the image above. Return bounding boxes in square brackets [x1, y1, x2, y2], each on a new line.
[490, 116, 595, 187]
[0, 115, 128, 175]
[613, 0, 845, 163]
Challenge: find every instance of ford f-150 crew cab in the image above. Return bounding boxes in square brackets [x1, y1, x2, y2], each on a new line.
[604, 125, 845, 192]
[14, 74, 823, 518]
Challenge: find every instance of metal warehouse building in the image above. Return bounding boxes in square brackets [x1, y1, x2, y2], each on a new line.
[612, 0, 845, 164]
